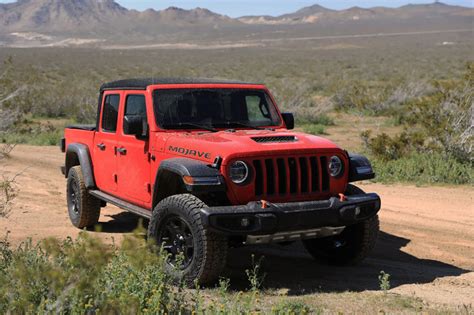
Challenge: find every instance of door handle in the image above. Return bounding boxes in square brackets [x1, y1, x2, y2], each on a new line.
[97, 143, 106, 151]
[117, 147, 127, 155]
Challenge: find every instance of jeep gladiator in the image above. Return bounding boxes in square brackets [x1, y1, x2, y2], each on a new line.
[61, 78, 381, 285]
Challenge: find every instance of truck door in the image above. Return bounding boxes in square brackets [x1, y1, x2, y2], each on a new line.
[116, 92, 151, 206]
[93, 92, 121, 193]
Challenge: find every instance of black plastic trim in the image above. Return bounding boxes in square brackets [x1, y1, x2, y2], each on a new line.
[348, 153, 376, 182]
[65, 143, 96, 189]
[200, 193, 381, 235]
[65, 125, 96, 131]
[60, 138, 66, 153]
[152, 158, 226, 207]
[281, 113, 295, 130]
[90, 190, 151, 219]
[100, 78, 260, 92]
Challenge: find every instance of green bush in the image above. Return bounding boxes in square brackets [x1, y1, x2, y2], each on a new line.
[294, 110, 335, 126]
[400, 71, 473, 163]
[361, 64, 473, 185]
[361, 130, 425, 161]
[0, 233, 186, 313]
[371, 152, 473, 185]
[333, 81, 396, 115]
[303, 124, 328, 135]
[1, 130, 63, 146]
[0, 233, 311, 314]
[272, 300, 312, 314]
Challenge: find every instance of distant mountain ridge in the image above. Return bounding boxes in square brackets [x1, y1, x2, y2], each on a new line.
[0, 0, 472, 46]
[238, 1, 472, 24]
[0, 0, 237, 35]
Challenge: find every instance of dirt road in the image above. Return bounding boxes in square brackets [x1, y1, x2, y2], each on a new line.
[1, 145, 473, 307]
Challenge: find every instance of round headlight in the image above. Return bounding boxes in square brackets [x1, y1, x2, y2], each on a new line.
[328, 156, 343, 177]
[230, 161, 249, 184]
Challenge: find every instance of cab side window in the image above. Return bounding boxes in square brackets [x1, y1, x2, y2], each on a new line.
[124, 95, 147, 135]
[102, 94, 120, 133]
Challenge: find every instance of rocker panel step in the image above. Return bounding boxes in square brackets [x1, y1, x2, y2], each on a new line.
[89, 190, 152, 219]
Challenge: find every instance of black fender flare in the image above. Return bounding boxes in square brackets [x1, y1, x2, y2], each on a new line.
[348, 153, 375, 182]
[152, 158, 225, 208]
[65, 143, 96, 189]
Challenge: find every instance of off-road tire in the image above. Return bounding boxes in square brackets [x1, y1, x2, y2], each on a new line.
[148, 194, 228, 286]
[67, 166, 101, 229]
[303, 184, 379, 265]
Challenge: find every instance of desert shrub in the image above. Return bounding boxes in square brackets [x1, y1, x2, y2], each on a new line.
[399, 65, 473, 163]
[0, 233, 187, 314]
[333, 80, 395, 115]
[1, 129, 63, 146]
[0, 233, 311, 313]
[371, 152, 473, 185]
[378, 271, 391, 293]
[291, 95, 335, 126]
[0, 63, 24, 134]
[295, 111, 334, 126]
[362, 63, 473, 184]
[0, 107, 22, 132]
[303, 124, 327, 135]
[0, 143, 16, 160]
[332, 78, 436, 118]
[0, 175, 18, 218]
[382, 81, 433, 117]
[361, 130, 426, 161]
[272, 300, 312, 314]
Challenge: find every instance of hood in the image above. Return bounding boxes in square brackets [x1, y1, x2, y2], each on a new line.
[161, 129, 342, 164]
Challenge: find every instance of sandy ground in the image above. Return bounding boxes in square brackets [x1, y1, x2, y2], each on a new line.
[1, 145, 473, 307]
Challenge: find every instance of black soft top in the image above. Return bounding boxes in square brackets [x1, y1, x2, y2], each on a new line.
[100, 78, 261, 92]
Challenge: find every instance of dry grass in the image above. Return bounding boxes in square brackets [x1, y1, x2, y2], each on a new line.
[0, 173, 18, 218]
[0, 144, 16, 160]
[310, 113, 402, 152]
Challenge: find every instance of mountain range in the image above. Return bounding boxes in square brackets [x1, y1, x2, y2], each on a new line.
[0, 0, 472, 47]
[238, 2, 471, 24]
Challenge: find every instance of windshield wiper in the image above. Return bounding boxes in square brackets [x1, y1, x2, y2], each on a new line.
[163, 122, 218, 132]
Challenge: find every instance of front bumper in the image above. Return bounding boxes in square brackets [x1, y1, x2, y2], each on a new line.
[201, 193, 381, 237]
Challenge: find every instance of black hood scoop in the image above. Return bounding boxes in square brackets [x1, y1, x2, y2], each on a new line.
[251, 136, 298, 143]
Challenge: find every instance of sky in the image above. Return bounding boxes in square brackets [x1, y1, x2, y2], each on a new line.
[0, 0, 472, 17]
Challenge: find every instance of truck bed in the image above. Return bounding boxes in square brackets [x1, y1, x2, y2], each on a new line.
[66, 124, 96, 131]
[64, 126, 96, 154]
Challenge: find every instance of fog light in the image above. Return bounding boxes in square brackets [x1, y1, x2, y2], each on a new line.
[241, 217, 250, 227]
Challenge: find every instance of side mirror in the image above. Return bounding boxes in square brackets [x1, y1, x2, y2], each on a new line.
[124, 115, 148, 138]
[281, 113, 294, 130]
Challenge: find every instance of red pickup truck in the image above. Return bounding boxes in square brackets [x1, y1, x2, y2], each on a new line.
[61, 78, 380, 285]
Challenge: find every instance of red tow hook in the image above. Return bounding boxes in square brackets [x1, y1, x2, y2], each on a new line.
[339, 193, 347, 202]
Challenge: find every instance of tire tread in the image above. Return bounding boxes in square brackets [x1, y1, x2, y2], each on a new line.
[148, 194, 227, 285]
[67, 166, 101, 228]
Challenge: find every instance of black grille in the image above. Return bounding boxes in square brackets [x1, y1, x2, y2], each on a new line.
[253, 156, 331, 197]
[252, 136, 297, 143]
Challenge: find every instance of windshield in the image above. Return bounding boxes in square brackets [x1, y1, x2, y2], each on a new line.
[153, 88, 282, 130]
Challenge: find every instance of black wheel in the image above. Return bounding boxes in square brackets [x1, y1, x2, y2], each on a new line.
[67, 166, 101, 229]
[159, 215, 195, 269]
[148, 194, 228, 286]
[303, 184, 379, 265]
